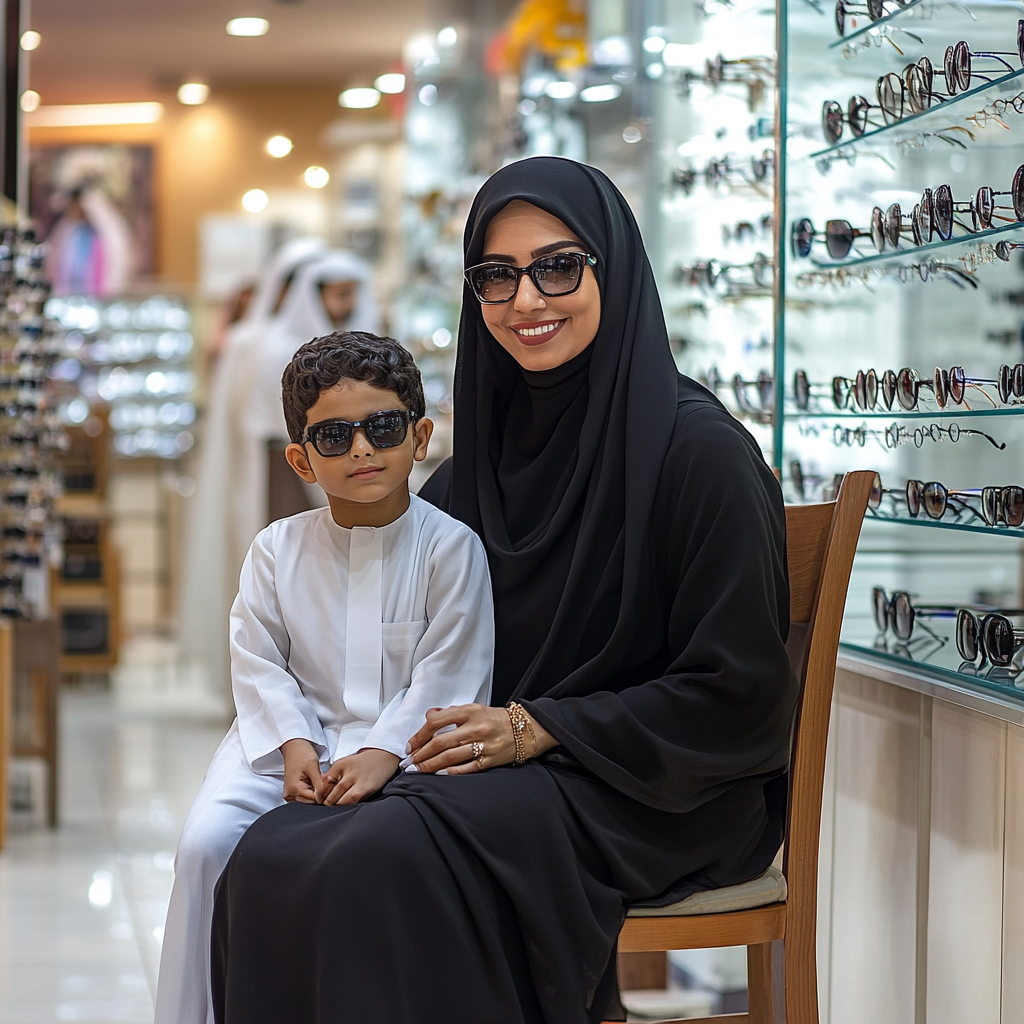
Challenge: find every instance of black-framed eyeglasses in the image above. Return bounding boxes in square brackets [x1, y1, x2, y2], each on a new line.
[464, 252, 598, 304]
[301, 410, 415, 458]
[834, 0, 905, 38]
[791, 217, 875, 260]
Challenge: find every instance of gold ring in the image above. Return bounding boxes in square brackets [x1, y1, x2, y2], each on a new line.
[472, 740, 484, 768]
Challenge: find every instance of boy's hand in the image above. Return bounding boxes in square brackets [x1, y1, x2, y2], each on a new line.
[321, 748, 400, 806]
[281, 738, 325, 804]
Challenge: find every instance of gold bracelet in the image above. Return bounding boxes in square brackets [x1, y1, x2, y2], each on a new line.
[505, 702, 535, 766]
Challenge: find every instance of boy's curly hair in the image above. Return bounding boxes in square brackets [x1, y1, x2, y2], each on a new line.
[281, 331, 426, 443]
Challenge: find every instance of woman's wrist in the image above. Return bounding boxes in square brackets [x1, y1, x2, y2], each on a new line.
[505, 702, 559, 763]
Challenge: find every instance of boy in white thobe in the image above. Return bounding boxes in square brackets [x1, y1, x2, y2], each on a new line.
[154, 332, 494, 1024]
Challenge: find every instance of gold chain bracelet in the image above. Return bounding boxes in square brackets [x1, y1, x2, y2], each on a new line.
[505, 702, 535, 766]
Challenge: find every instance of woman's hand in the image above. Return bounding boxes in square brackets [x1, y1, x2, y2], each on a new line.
[405, 704, 559, 775]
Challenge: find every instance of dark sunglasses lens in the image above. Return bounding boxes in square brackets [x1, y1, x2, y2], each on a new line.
[793, 219, 815, 258]
[934, 185, 954, 241]
[470, 265, 518, 302]
[794, 370, 810, 410]
[957, 610, 979, 661]
[896, 368, 919, 410]
[825, 219, 855, 259]
[934, 367, 950, 408]
[1015, 363, 1024, 398]
[849, 96, 870, 136]
[832, 376, 850, 409]
[879, 74, 903, 123]
[982, 487, 1002, 526]
[312, 422, 353, 456]
[869, 472, 883, 509]
[822, 100, 845, 143]
[867, 0, 884, 17]
[791, 460, 806, 498]
[975, 186, 994, 230]
[532, 254, 583, 296]
[922, 481, 947, 519]
[1005, 486, 1024, 526]
[949, 366, 966, 404]
[865, 368, 878, 409]
[885, 204, 902, 248]
[835, 0, 846, 35]
[906, 480, 921, 517]
[999, 364, 1012, 404]
[873, 587, 889, 632]
[1013, 164, 1024, 222]
[955, 41, 970, 93]
[365, 412, 410, 448]
[984, 614, 1016, 666]
[881, 369, 897, 409]
[893, 592, 915, 641]
[854, 370, 869, 409]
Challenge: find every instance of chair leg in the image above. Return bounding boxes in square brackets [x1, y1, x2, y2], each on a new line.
[783, 921, 820, 1024]
[747, 939, 787, 1024]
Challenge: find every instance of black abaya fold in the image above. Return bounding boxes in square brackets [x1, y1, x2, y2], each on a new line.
[211, 157, 795, 1024]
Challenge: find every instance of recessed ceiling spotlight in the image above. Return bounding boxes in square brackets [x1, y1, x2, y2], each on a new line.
[303, 166, 330, 189]
[374, 73, 406, 95]
[339, 87, 380, 109]
[20, 90, 40, 113]
[437, 26, 457, 47]
[266, 135, 293, 158]
[20, 30, 40, 51]
[579, 83, 622, 103]
[226, 17, 269, 36]
[242, 188, 269, 212]
[177, 82, 209, 105]
[544, 80, 577, 100]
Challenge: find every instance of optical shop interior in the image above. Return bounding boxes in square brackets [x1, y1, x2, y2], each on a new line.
[4, 0, 1024, 1020]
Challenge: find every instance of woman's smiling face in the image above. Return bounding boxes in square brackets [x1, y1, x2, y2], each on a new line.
[478, 200, 601, 371]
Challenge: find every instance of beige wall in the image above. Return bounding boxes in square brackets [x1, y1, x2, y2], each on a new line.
[28, 85, 396, 287]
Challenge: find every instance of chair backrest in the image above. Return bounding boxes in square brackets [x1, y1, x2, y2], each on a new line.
[780, 470, 874, 1011]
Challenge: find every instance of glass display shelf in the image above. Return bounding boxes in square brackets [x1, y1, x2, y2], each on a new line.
[806, 67, 1024, 158]
[788, 404, 1024, 419]
[805, 219, 1024, 268]
[863, 510, 1024, 539]
[839, 628, 1024, 705]
[826, 0, 927, 48]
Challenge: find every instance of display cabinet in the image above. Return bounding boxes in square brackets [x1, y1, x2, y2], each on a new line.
[779, 0, 1024, 696]
[653, 0, 778, 462]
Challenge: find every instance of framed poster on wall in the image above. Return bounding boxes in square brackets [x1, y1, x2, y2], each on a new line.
[28, 144, 155, 297]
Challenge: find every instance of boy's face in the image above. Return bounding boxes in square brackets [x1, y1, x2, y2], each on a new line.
[284, 380, 433, 527]
[319, 280, 359, 328]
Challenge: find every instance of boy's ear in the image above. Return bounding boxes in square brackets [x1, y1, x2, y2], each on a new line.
[285, 442, 318, 483]
[412, 417, 433, 463]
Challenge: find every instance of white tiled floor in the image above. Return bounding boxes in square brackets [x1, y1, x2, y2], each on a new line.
[0, 639, 230, 1024]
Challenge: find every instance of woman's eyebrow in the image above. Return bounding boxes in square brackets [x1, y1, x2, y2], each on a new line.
[478, 240, 586, 264]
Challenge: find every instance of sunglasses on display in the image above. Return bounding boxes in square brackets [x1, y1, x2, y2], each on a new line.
[705, 367, 774, 411]
[673, 253, 774, 289]
[959, 240, 1024, 272]
[464, 252, 598, 304]
[872, 587, 953, 643]
[834, 0, 908, 38]
[956, 608, 1024, 665]
[869, 473, 1024, 526]
[722, 214, 774, 245]
[967, 90, 1024, 128]
[791, 218, 874, 259]
[300, 410, 415, 458]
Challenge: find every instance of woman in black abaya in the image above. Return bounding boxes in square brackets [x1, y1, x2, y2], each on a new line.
[211, 156, 795, 1024]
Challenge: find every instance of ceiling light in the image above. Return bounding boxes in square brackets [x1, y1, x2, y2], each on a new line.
[642, 35, 666, 54]
[177, 82, 209, 105]
[437, 26, 457, 47]
[242, 188, 269, 212]
[418, 84, 438, 106]
[579, 83, 622, 103]
[374, 73, 406, 95]
[266, 135, 293, 158]
[646, 63, 664, 79]
[622, 125, 643, 144]
[20, 90, 40, 113]
[26, 102, 164, 127]
[20, 30, 40, 51]
[226, 17, 269, 37]
[303, 166, 330, 189]
[544, 80, 577, 100]
[339, 87, 380, 109]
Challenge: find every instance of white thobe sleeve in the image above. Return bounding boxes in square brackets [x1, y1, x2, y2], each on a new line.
[362, 527, 494, 758]
[230, 527, 330, 773]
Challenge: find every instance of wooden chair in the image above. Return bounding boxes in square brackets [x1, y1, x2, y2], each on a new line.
[613, 469, 876, 1024]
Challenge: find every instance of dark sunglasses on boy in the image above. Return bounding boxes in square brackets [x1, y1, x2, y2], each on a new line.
[464, 252, 598, 304]
[301, 410, 415, 458]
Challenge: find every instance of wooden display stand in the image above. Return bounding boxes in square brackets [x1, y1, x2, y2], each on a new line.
[0, 621, 12, 848]
[53, 413, 120, 675]
[11, 619, 59, 827]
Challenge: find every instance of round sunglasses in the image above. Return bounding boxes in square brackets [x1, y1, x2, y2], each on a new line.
[300, 410, 415, 458]
[464, 252, 598, 304]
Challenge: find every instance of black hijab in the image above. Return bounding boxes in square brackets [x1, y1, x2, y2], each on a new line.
[441, 156, 679, 706]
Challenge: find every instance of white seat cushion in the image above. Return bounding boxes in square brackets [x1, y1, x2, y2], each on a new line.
[627, 866, 787, 918]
